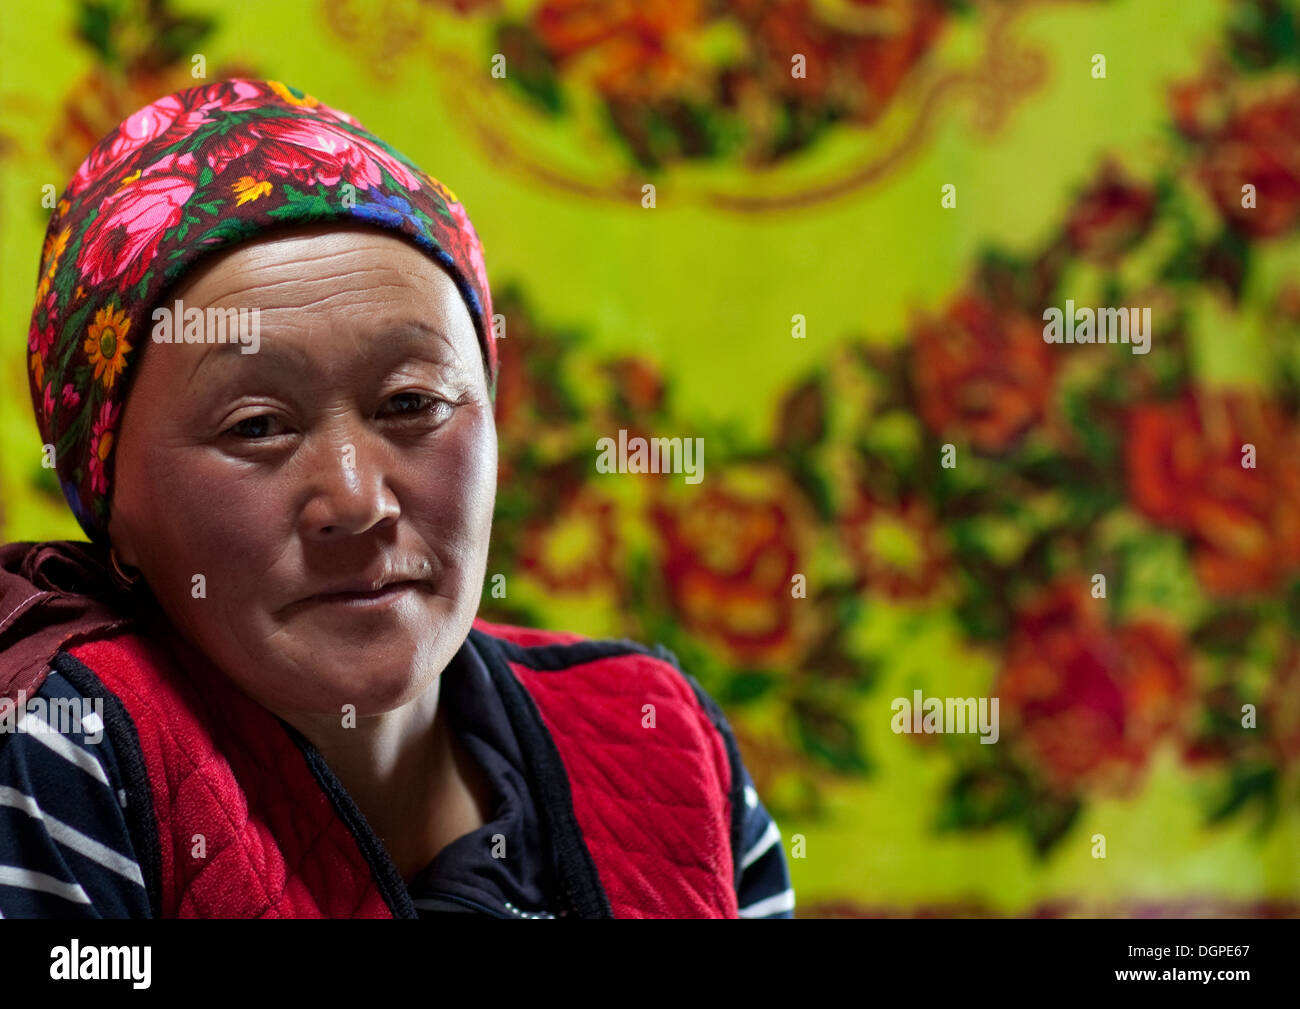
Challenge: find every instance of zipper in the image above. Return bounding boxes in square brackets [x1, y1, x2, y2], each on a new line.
[413, 891, 512, 918]
[414, 891, 562, 919]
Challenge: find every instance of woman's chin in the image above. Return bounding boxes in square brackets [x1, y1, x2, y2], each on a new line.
[275, 623, 458, 716]
[285, 661, 435, 718]
[196, 593, 467, 718]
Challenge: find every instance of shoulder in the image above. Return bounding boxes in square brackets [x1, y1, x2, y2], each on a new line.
[0, 666, 152, 917]
[470, 618, 721, 725]
[470, 620, 795, 915]
[470, 619, 750, 854]
[472, 617, 690, 676]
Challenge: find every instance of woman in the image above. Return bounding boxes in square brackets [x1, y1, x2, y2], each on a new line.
[0, 79, 793, 919]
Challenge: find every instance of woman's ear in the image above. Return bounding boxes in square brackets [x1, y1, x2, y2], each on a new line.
[106, 509, 140, 569]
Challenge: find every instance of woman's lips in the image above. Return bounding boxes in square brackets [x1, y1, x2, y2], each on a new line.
[301, 579, 426, 610]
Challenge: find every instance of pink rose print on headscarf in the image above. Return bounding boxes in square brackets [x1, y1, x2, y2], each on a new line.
[68, 79, 264, 200]
[76, 151, 200, 289]
[203, 117, 424, 192]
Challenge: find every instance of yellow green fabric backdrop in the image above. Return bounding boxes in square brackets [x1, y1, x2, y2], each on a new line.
[3, 0, 1299, 916]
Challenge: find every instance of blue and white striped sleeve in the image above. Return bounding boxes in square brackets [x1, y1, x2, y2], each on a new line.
[0, 669, 151, 918]
[733, 757, 795, 918]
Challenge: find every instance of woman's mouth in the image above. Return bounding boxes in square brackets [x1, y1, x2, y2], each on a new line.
[302, 579, 427, 610]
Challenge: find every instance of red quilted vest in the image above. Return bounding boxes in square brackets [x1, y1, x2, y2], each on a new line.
[56, 616, 740, 919]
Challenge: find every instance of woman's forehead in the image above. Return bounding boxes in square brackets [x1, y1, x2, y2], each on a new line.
[142, 311, 480, 400]
[148, 232, 481, 387]
[176, 226, 455, 300]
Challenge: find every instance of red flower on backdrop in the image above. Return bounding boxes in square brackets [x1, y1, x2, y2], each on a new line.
[1190, 79, 1300, 239]
[650, 467, 816, 667]
[1065, 161, 1157, 266]
[75, 151, 199, 289]
[603, 356, 666, 423]
[519, 486, 621, 595]
[490, 313, 577, 487]
[1126, 390, 1300, 596]
[837, 487, 949, 600]
[493, 328, 531, 442]
[997, 581, 1193, 795]
[734, 0, 948, 119]
[910, 292, 1058, 454]
[531, 0, 947, 119]
[533, 0, 706, 100]
[425, 0, 501, 13]
[1167, 70, 1230, 142]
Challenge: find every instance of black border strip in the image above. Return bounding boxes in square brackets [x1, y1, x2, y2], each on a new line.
[51, 649, 164, 919]
[279, 720, 419, 919]
[487, 633, 660, 672]
[468, 628, 613, 919]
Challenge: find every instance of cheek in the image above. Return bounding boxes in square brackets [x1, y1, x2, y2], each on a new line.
[400, 410, 498, 571]
[111, 416, 286, 607]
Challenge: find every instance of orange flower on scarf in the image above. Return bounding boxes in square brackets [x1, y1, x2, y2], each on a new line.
[84, 304, 133, 390]
[232, 175, 272, 206]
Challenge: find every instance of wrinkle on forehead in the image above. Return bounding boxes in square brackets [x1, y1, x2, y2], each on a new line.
[171, 225, 468, 313]
[151, 225, 480, 389]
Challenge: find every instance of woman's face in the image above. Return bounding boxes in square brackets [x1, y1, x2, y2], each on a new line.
[107, 224, 497, 719]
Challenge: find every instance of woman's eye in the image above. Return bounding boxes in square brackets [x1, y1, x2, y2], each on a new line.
[380, 392, 451, 420]
[225, 415, 281, 439]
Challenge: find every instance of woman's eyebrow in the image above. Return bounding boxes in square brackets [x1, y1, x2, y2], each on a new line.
[186, 319, 461, 386]
[188, 337, 314, 385]
[372, 320, 459, 362]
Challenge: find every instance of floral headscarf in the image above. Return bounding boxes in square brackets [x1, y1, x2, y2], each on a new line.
[28, 78, 496, 544]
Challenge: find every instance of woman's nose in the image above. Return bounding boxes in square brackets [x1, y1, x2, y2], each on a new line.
[298, 434, 400, 539]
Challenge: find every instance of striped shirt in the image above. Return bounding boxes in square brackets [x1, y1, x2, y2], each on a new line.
[0, 648, 793, 919]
